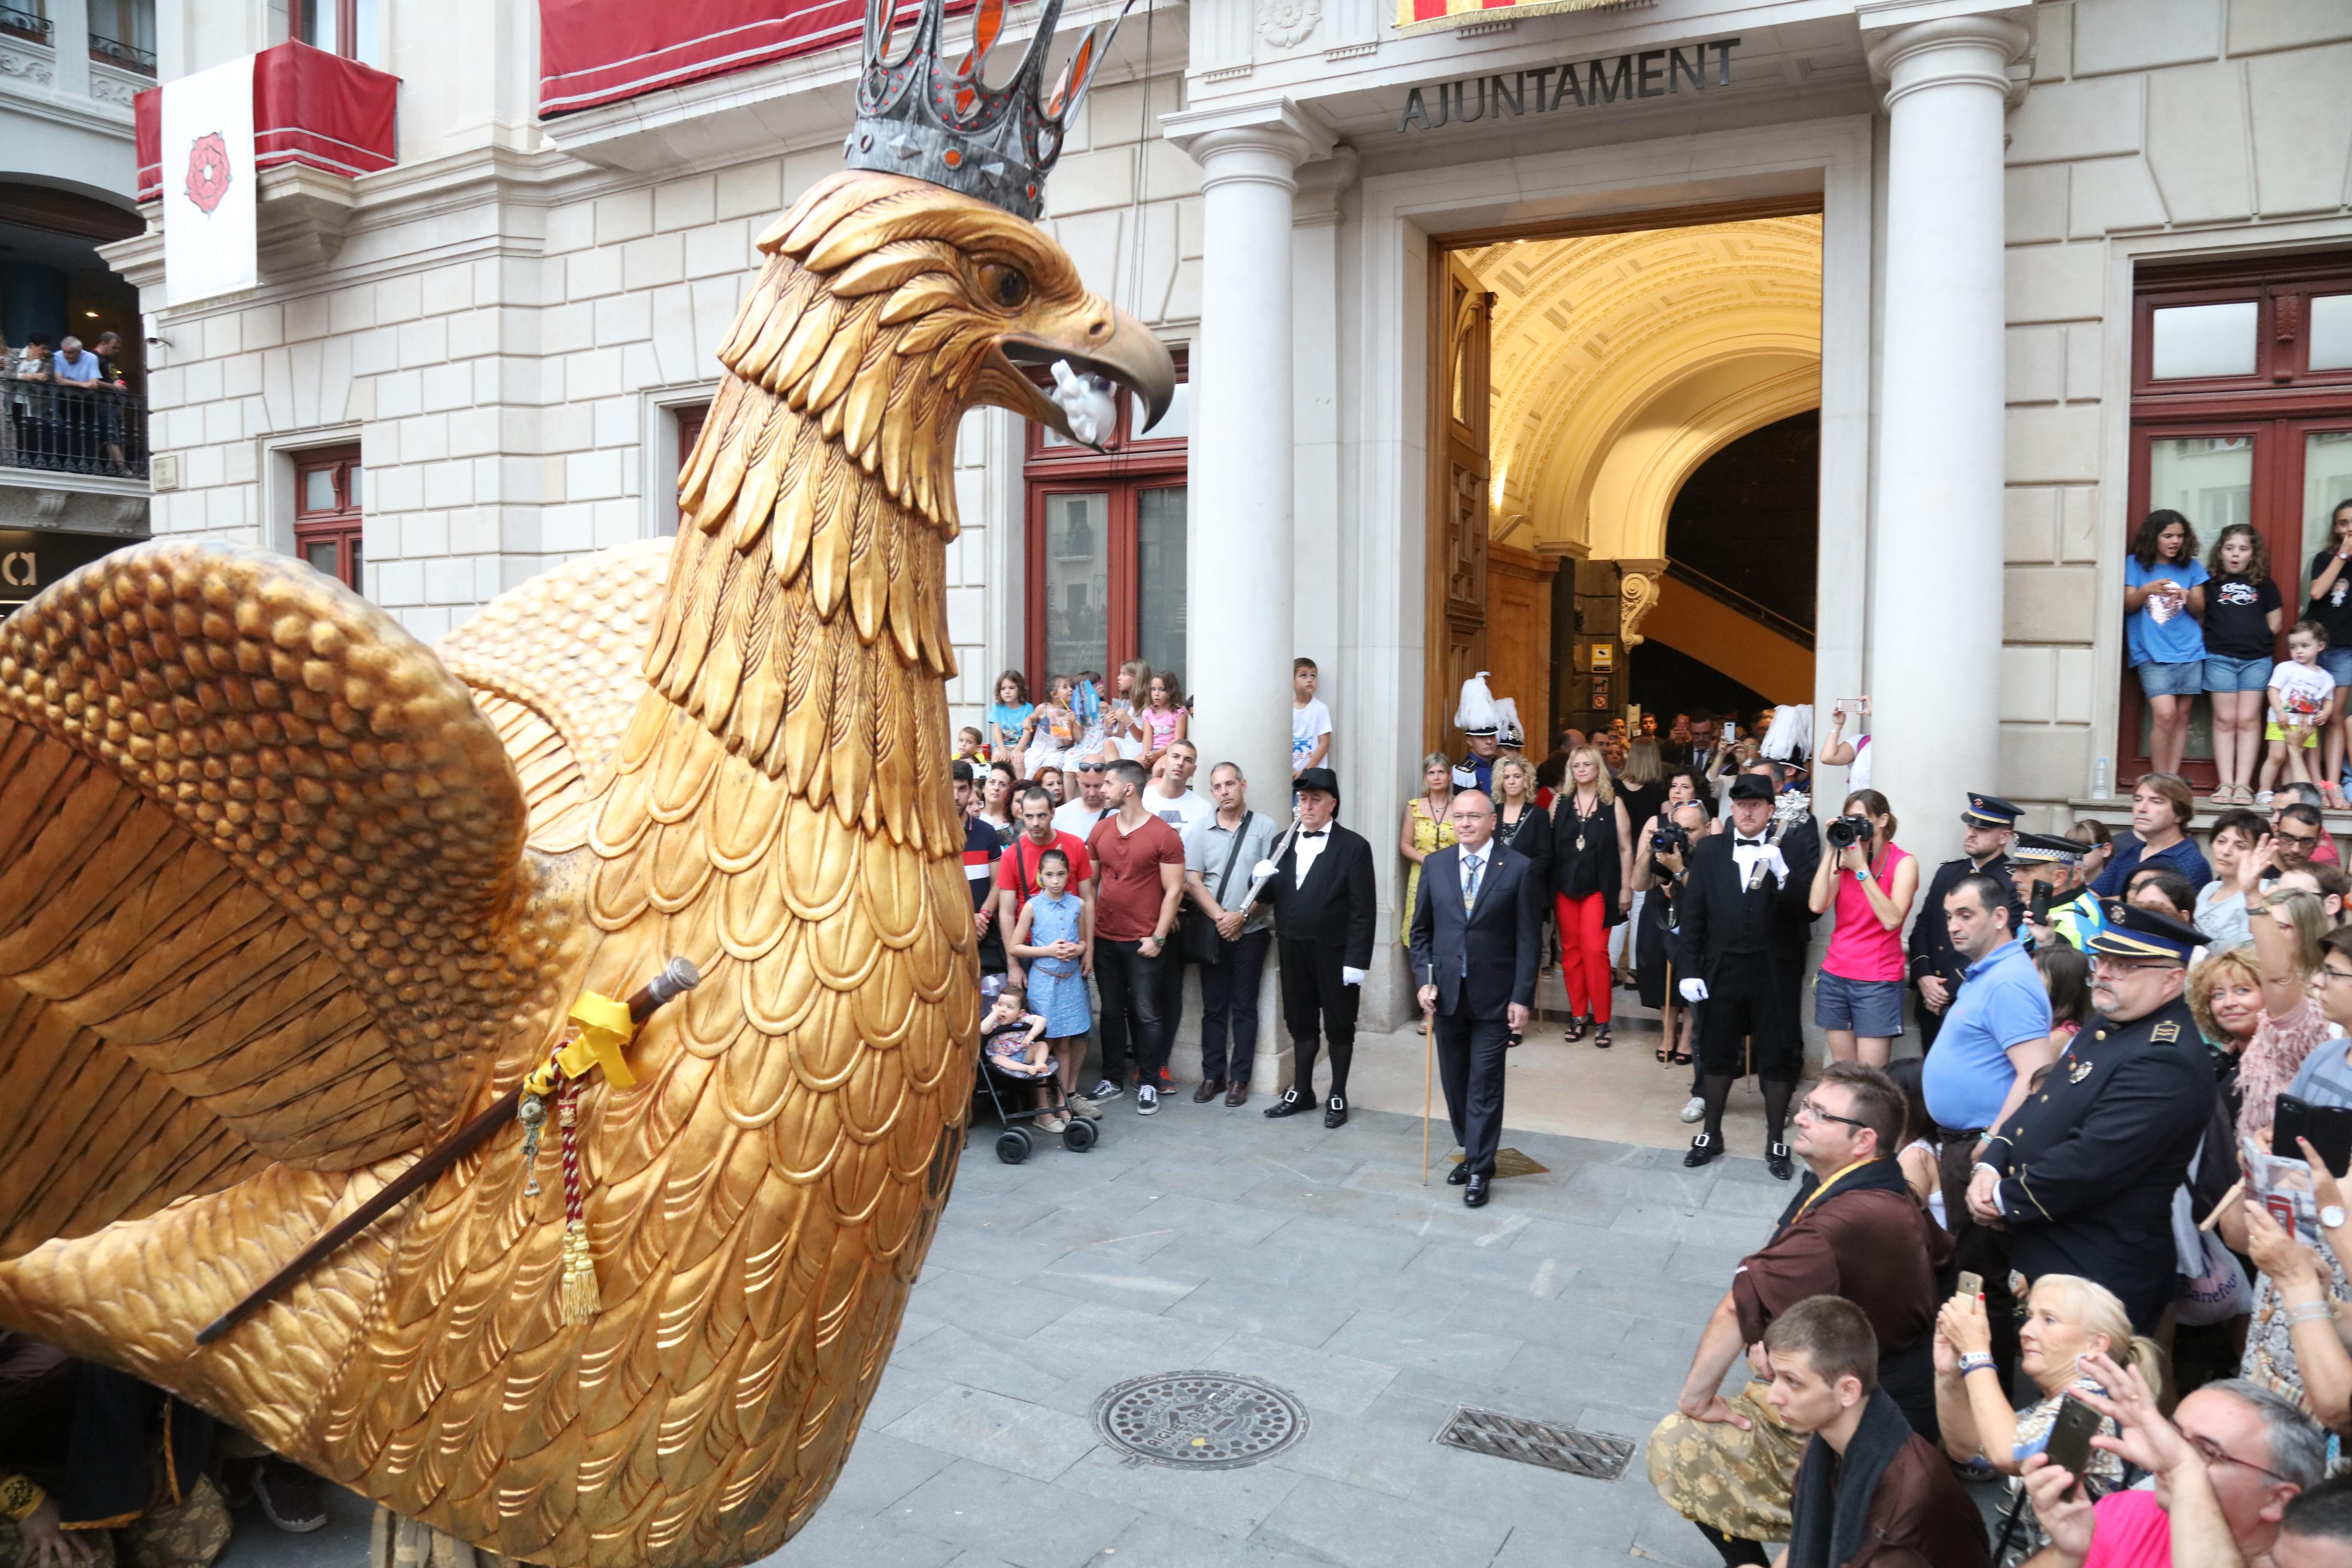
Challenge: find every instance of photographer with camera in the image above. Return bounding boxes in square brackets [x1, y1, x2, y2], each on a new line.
[1808, 791, 1920, 1070]
[1634, 798, 1714, 1120]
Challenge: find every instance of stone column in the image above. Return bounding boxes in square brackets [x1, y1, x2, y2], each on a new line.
[1864, 14, 2030, 864]
[1164, 101, 1332, 810]
[1166, 102, 1332, 1094]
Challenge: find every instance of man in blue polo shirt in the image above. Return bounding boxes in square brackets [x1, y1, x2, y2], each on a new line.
[1922, 871, 2055, 1139]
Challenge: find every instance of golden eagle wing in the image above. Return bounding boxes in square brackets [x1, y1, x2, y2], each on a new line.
[0, 541, 556, 1258]
[434, 538, 670, 848]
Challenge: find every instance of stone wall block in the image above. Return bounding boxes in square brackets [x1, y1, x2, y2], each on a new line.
[2004, 565, 2099, 640]
[403, 512, 450, 558]
[592, 396, 634, 450]
[285, 295, 330, 342]
[2007, 324, 2066, 404]
[2004, 164, 2068, 244]
[397, 316, 450, 370]
[2006, 486, 2059, 562]
[650, 284, 697, 385]
[422, 462, 474, 510]
[2064, 324, 2103, 401]
[2005, 244, 2105, 324]
[1998, 722, 2091, 803]
[223, 354, 262, 399]
[2054, 648, 2096, 724]
[2226, 0, 2352, 54]
[2245, 45, 2352, 216]
[1044, 148, 1136, 217]
[421, 266, 473, 317]
[2005, 75, 2142, 164]
[592, 497, 637, 548]
[2072, 0, 2221, 75]
[567, 448, 623, 501]
[242, 304, 284, 351]
[622, 233, 685, 292]
[351, 326, 398, 378]
[2000, 644, 2056, 722]
[568, 247, 623, 302]
[541, 301, 593, 357]
[2007, 405, 2105, 483]
[377, 558, 424, 606]
[2060, 486, 2102, 564]
[201, 313, 241, 360]
[565, 347, 623, 402]
[595, 290, 654, 348]
[2030, 2, 2072, 82]
[596, 188, 654, 246]
[684, 219, 753, 279]
[654, 175, 716, 233]
[401, 413, 449, 464]
[2068, 156, 2169, 237]
[373, 464, 422, 514]
[2144, 60, 2252, 223]
[376, 273, 423, 326]
[328, 288, 375, 337]
[715, 160, 781, 222]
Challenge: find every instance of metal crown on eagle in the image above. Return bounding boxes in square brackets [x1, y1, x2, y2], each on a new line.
[844, 0, 1136, 219]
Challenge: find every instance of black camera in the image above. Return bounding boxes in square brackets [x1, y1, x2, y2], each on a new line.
[1825, 814, 1873, 851]
[1650, 823, 1689, 856]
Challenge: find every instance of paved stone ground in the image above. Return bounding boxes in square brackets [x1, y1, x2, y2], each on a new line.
[773, 1097, 1788, 1568]
[214, 1097, 1785, 1568]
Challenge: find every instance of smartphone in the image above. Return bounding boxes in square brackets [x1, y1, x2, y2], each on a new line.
[2030, 881, 2053, 926]
[2043, 1394, 2102, 1490]
[2274, 1093, 2352, 1171]
[1957, 1271, 1983, 1299]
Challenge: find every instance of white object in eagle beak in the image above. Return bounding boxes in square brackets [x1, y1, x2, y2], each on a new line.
[1049, 359, 1118, 448]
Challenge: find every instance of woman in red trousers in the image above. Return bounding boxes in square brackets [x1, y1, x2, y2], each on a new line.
[1549, 745, 1633, 1048]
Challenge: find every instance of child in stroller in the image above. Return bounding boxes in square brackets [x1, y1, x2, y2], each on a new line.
[976, 979, 1097, 1162]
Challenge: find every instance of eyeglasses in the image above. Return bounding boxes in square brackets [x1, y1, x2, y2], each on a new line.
[2278, 830, 2322, 847]
[2186, 1432, 2292, 1486]
[1796, 1098, 1869, 1131]
[2318, 966, 2352, 988]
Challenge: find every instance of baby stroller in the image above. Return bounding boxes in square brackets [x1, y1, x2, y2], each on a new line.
[975, 975, 1097, 1163]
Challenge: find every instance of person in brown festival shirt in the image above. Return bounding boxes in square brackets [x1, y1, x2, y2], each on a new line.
[1647, 1063, 1951, 1567]
[1083, 759, 1186, 1114]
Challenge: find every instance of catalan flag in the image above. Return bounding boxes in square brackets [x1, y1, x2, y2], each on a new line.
[1397, 0, 1634, 35]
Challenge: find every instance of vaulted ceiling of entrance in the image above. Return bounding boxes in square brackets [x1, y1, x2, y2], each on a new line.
[1466, 215, 1822, 561]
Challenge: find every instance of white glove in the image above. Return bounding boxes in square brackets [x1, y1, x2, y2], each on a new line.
[1252, 859, 1279, 880]
[1342, 966, 1366, 987]
[1048, 359, 1118, 447]
[1679, 978, 1708, 1003]
[1761, 846, 1790, 883]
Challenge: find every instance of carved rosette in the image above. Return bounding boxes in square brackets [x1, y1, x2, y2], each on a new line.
[1258, 0, 1322, 49]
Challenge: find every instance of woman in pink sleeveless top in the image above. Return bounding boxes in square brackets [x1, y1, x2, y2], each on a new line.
[1806, 788, 1920, 1068]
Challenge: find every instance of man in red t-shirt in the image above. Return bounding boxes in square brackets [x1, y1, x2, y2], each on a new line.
[1086, 760, 1186, 1114]
[997, 783, 1094, 984]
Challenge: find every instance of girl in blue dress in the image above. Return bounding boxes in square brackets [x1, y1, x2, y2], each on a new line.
[1010, 847, 1094, 1118]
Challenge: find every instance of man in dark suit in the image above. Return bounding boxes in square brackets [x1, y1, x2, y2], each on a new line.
[1677, 773, 1821, 1178]
[1409, 791, 1543, 1208]
[1251, 767, 1377, 1128]
[1969, 899, 2217, 1332]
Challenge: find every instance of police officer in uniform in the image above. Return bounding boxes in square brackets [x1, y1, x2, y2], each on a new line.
[1907, 794, 2024, 1050]
[1965, 901, 2218, 1333]
[2009, 831, 2106, 953]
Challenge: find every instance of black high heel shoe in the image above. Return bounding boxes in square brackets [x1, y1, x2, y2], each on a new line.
[1561, 1015, 1588, 1044]
[1592, 1021, 1612, 1050]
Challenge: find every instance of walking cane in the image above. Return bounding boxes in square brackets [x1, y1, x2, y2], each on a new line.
[1421, 972, 1436, 1186]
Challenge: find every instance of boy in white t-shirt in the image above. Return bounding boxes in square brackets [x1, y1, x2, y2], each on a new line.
[2261, 618, 2339, 803]
[1291, 657, 1332, 776]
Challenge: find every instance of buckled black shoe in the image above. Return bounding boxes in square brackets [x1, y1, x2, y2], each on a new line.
[1463, 1173, 1490, 1208]
[1447, 1161, 1471, 1186]
[1767, 1142, 1794, 1181]
[1263, 1088, 1306, 1119]
[1682, 1132, 1719, 1168]
[1324, 1095, 1348, 1129]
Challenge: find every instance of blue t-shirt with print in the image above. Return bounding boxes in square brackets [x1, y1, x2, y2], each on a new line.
[2124, 554, 2209, 668]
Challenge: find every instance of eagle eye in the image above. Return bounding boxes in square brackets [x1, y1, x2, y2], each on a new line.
[980, 262, 1030, 309]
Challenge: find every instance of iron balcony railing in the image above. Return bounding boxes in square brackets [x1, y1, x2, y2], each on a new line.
[3, 378, 149, 480]
[0, 4, 50, 44]
[89, 32, 156, 72]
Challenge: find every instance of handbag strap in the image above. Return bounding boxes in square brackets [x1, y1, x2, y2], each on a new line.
[1212, 812, 1255, 906]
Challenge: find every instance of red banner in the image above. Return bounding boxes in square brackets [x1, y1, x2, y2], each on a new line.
[537, 0, 971, 117]
[137, 42, 397, 203]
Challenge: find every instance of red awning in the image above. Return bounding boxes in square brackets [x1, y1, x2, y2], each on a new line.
[137, 42, 399, 203]
[538, 0, 968, 117]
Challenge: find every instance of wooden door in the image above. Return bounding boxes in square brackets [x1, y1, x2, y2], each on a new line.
[1485, 542, 1558, 750]
[1426, 250, 1493, 756]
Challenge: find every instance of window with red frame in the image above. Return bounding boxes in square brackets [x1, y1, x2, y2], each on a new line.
[298, 0, 379, 64]
[294, 445, 364, 593]
[1024, 354, 1188, 691]
[2118, 253, 2352, 791]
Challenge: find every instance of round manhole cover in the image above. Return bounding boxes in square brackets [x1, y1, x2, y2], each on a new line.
[1091, 1371, 1309, 1469]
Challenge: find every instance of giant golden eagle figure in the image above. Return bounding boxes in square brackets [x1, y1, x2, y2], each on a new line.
[0, 0, 1172, 1558]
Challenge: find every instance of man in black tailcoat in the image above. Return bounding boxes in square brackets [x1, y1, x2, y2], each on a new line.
[1251, 768, 1377, 1128]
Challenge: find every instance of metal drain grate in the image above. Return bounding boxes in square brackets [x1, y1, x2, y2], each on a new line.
[1092, 1371, 1309, 1469]
[1434, 1407, 1634, 1481]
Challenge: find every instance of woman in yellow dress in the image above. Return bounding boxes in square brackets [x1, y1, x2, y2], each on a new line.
[1397, 751, 1458, 945]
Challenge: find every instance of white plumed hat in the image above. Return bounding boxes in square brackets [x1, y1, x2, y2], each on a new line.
[1493, 697, 1525, 750]
[1761, 703, 1814, 762]
[1454, 672, 1500, 737]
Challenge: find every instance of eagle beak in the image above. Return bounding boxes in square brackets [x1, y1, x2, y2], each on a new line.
[1001, 305, 1176, 446]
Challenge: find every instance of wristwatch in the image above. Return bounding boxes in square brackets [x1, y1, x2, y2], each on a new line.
[2323, 1205, 2347, 1230]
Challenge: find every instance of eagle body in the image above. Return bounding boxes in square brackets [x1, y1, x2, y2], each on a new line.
[0, 171, 1169, 1568]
